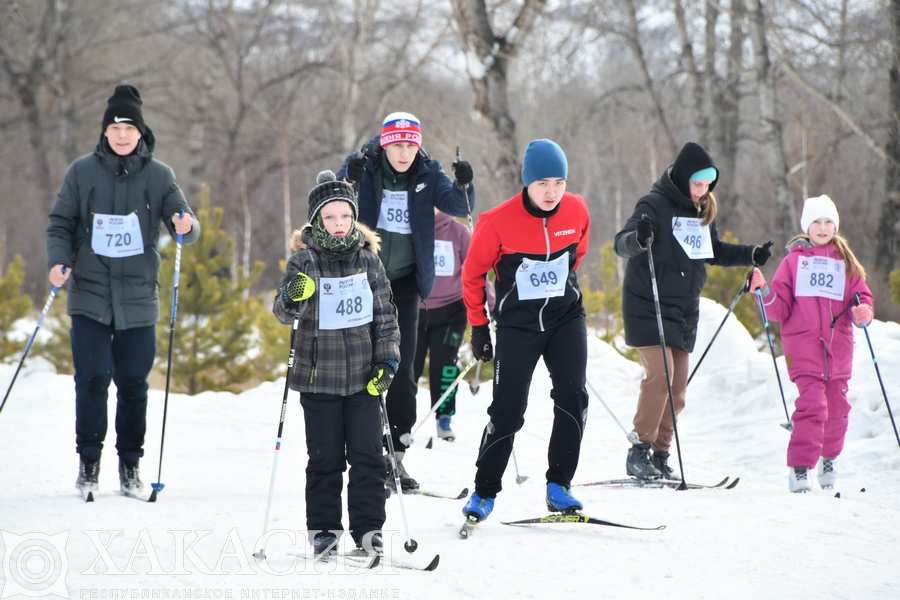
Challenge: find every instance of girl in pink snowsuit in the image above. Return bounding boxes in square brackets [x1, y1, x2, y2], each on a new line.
[750, 195, 873, 492]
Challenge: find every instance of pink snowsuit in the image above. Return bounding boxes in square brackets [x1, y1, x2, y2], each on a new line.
[760, 240, 873, 468]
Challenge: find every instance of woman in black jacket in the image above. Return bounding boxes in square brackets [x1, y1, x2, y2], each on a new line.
[614, 142, 771, 480]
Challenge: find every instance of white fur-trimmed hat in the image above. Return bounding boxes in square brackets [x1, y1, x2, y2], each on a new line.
[800, 194, 839, 234]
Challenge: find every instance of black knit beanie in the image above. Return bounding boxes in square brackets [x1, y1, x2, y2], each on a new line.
[308, 170, 358, 222]
[670, 142, 718, 198]
[101, 85, 145, 135]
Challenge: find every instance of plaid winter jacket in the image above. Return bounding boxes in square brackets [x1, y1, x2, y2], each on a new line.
[272, 223, 400, 396]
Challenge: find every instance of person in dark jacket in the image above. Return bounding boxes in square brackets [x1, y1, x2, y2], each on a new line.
[272, 171, 400, 557]
[46, 84, 200, 496]
[614, 142, 771, 480]
[336, 112, 475, 491]
[460, 139, 591, 522]
[413, 208, 495, 442]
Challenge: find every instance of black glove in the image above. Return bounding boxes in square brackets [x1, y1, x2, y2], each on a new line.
[366, 362, 396, 395]
[636, 217, 654, 247]
[283, 272, 315, 302]
[452, 160, 473, 186]
[470, 324, 493, 362]
[346, 154, 367, 184]
[753, 240, 774, 266]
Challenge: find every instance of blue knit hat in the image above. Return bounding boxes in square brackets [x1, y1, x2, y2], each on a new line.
[521, 139, 568, 186]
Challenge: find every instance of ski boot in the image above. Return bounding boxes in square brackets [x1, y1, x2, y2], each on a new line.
[462, 492, 494, 522]
[651, 451, 681, 481]
[356, 531, 383, 555]
[313, 533, 338, 558]
[816, 457, 837, 489]
[789, 466, 812, 493]
[546, 483, 583, 513]
[436, 415, 455, 442]
[76, 456, 100, 492]
[119, 459, 143, 494]
[626, 443, 662, 479]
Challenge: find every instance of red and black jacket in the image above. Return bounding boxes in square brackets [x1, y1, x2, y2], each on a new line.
[463, 189, 590, 332]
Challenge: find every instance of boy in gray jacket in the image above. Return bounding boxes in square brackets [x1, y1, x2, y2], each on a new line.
[47, 84, 199, 497]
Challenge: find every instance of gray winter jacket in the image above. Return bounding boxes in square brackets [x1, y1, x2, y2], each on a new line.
[46, 128, 200, 329]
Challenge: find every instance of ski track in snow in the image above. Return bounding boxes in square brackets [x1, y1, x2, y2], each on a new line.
[1, 298, 898, 599]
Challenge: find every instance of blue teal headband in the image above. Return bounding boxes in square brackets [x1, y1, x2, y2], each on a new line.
[690, 167, 717, 182]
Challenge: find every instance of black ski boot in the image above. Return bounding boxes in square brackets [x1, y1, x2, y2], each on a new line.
[76, 456, 100, 491]
[118, 459, 143, 494]
[356, 531, 383, 555]
[313, 533, 338, 557]
[385, 451, 419, 492]
[626, 443, 662, 479]
[651, 451, 681, 481]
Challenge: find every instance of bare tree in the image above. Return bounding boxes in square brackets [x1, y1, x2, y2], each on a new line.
[744, 0, 795, 247]
[0, 0, 60, 215]
[451, 0, 547, 194]
[880, 0, 900, 279]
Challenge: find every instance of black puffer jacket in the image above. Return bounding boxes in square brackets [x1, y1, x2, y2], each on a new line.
[615, 168, 755, 353]
[46, 129, 200, 329]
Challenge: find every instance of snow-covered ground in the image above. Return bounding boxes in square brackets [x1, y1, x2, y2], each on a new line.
[2, 298, 899, 599]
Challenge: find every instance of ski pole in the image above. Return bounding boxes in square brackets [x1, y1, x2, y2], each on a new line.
[253, 313, 300, 561]
[585, 379, 641, 445]
[469, 360, 482, 395]
[853, 293, 900, 450]
[687, 268, 754, 386]
[1, 267, 66, 415]
[754, 288, 793, 431]
[153, 221, 183, 493]
[380, 392, 418, 553]
[643, 215, 688, 490]
[456, 146, 474, 231]
[511, 447, 529, 485]
[400, 357, 478, 447]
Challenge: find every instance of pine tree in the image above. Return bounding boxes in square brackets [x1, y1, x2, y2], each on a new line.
[890, 269, 900, 306]
[0, 251, 32, 361]
[156, 186, 265, 394]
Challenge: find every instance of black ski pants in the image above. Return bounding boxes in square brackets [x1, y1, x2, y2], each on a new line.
[412, 299, 468, 417]
[300, 390, 386, 544]
[71, 314, 156, 465]
[384, 272, 420, 451]
[473, 316, 589, 498]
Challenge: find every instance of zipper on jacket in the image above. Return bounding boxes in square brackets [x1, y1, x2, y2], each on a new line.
[339, 260, 354, 396]
[537, 217, 552, 332]
[497, 283, 515, 315]
[309, 254, 320, 384]
[821, 339, 829, 380]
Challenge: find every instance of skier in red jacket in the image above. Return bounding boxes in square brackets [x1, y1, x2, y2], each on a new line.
[459, 139, 591, 522]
